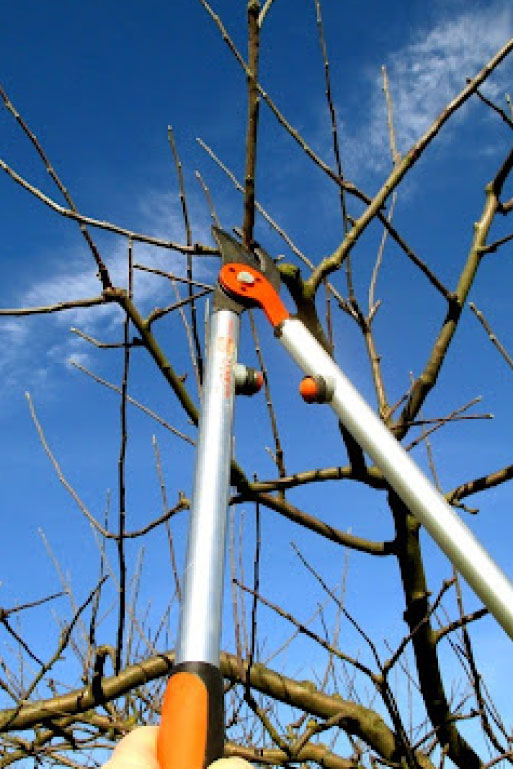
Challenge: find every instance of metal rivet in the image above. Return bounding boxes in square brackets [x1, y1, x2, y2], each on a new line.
[236, 271, 255, 285]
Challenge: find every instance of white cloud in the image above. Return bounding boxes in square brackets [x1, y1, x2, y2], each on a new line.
[21, 192, 212, 324]
[344, 5, 513, 174]
[0, 188, 216, 394]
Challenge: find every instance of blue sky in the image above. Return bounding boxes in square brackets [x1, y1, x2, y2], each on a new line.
[1, 0, 513, 764]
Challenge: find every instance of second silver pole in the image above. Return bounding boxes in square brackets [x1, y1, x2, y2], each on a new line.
[279, 318, 513, 641]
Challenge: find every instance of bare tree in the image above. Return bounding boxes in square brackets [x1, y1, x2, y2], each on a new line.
[0, 3, 513, 768]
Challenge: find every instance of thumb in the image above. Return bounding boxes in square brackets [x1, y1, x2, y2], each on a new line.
[210, 760, 252, 769]
[102, 726, 160, 769]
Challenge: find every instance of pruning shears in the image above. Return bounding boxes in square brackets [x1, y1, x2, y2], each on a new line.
[157, 228, 513, 769]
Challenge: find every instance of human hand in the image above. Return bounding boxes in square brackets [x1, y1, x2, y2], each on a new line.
[102, 727, 159, 769]
[101, 726, 251, 769]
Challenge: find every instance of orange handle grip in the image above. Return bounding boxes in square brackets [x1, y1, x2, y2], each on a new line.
[157, 662, 224, 769]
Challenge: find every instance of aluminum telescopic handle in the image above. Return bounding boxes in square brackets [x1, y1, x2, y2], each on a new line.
[176, 308, 239, 667]
[279, 317, 513, 641]
[158, 308, 239, 769]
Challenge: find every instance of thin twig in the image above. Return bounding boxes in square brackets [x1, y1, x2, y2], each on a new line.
[291, 542, 383, 669]
[479, 230, 513, 254]
[3, 577, 108, 731]
[0, 618, 43, 667]
[247, 463, 385, 493]
[435, 608, 488, 644]
[0, 296, 107, 316]
[1, 592, 65, 619]
[29, 389, 189, 540]
[152, 435, 182, 602]
[133, 263, 214, 291]
[251, 491, 394, 555]
[236, 571, 379, 679]
[87, 493, 110, 673]
[472, 85, 513, 130]
[0, 155, 216, 255]
[71, 361, 195, 445]
[247, 495, 261, 696]
[314, 0, 353, 308]
[115, 244, 132, 673]
[257, 0, 275, 27]
[404, 397, 484, 452]
[229, 508, 244, 681]
[469, 302, 513, 370]
[194, 170, 221, 227]
[0, 83, 112, 289]
[168, 126, 204, 384]
[145, 288, 211, 326]
[383, 579, 455, 675]
[306, 37, 513, 293]
[248, 311, 285, 479]
[242, 1, 261, 247]
[448, 462, 513, 504]
[370, 66, 402, 316]
[196, 136, 353, 314]
[70, 327, 135, 349]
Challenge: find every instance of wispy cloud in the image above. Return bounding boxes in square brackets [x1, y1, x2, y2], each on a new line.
[21, 191, 212, 322]
[0, 188, 215, 396]
[344, 4, 513, 174]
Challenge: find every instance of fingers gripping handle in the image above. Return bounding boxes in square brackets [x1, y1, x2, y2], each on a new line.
[157, 662, 224, 769]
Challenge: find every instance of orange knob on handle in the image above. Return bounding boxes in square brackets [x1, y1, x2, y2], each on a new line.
[157, 662, 224, 769]
[299, 375, 334, 404]
[299, 376, 319, 403]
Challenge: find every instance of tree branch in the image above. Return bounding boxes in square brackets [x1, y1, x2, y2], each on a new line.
[305, 38, 513, 295]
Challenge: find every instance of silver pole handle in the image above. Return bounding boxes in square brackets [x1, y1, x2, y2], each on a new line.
[176, 309, 239, 666]
[279, 318, 513, 640]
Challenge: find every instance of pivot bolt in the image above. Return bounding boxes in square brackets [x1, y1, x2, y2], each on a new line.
[236, 271, 255, 285]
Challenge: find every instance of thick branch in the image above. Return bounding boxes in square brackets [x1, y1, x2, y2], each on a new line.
[448, 464, 513, 503]
[252, 492, 395, 556]
[109, 289, 199, 425]
[225, 740, 355, 769]
[0, 651, 434, 767]
[389, 493, 482, 768]
[247, 464, 385, 493]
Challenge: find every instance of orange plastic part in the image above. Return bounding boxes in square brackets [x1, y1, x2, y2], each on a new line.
[299, 377, 319, 403]
[157, 672, 208, 769]
[219, 263, 289, 328]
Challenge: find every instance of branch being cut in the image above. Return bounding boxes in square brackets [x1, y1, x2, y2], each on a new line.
[242, 1, 261, 247]
[0, 156, 216, 256]
[0, 650, 435, 767]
